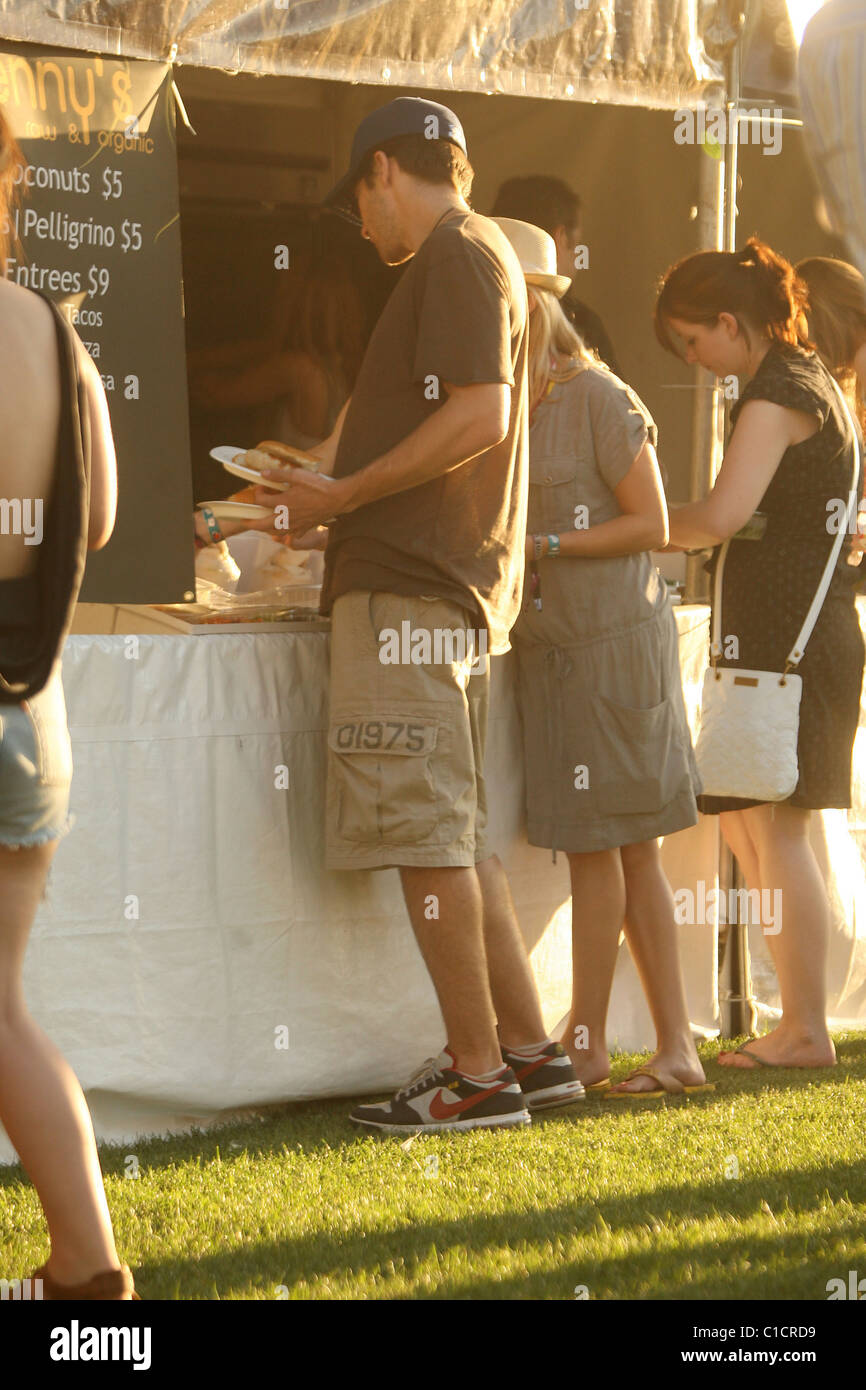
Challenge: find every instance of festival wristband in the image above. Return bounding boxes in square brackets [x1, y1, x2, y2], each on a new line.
[199, 506, 223, 545]
[547, 534, 560, 556]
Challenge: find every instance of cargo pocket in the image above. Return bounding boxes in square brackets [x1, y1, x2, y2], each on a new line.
[328, 711, 442, 846]
[589, 691, 691, 817]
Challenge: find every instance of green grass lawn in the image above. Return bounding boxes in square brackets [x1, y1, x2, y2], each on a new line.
[2, 1034, 865, 1301]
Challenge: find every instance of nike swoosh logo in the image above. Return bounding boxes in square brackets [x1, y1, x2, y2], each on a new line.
[428, 1079, 512, 1119]
[509, 1055, 550, 1080]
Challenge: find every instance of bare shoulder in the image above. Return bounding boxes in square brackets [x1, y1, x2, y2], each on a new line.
[0, 279, 62, 399]
[0, 275, 55, 326]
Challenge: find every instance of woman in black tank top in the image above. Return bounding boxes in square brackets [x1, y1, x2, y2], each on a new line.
[0, 109, 136, 1299]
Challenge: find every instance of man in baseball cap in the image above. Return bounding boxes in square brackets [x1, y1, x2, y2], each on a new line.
[257, 97, 584, 1132]
[323, 96, 468, 222]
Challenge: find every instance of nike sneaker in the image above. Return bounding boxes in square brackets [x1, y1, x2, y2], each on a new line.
[500, 1040, 585, 1111]
[349, 1047, 531, 1134]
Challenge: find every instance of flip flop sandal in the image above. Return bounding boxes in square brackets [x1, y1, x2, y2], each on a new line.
[604, 1066, 716, 1100]
[30, 1262, 140, 1300]
[584, 1078, 611, 1095]
[720, 1044, 796, 1069]
[721, 1043, 836, 1070]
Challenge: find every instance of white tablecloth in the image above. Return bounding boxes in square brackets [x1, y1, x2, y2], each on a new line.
[0, 606, 741, 1162]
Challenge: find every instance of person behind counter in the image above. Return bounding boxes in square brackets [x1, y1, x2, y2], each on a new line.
[492, 217, 708, 1100]
[0, 113, 137, 1299]
[253, 96, 584, 1132]
[188, 259, 364, 451]
[655, 238, 865, 1073]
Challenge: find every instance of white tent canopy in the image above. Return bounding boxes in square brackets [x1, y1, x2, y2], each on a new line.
[0, 0, 727, 106]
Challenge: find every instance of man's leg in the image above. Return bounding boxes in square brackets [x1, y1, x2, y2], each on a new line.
[399, 863, 501, 1077]
[327, 593, 531, 1130]
[474, 853, 547, 1050]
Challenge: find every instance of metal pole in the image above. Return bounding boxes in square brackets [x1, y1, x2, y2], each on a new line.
[719, 18, 755, 1039]
[684, 149, 725, 603]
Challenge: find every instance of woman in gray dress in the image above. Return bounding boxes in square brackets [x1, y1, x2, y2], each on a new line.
[492, 219, 709, 1098]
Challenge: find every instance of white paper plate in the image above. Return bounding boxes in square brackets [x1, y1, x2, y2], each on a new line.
[210, 444, 334, 491]
[220, 459, 287, 492]
[199, 500, 274, 521]
[209, 445, 247, 467]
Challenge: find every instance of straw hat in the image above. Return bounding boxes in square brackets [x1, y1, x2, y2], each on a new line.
[490, 217, 572, 298]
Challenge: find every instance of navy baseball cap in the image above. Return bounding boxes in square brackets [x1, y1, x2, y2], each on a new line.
[323, 96, 468, 221]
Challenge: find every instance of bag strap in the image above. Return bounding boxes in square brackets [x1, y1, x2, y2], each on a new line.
[711, 370, 859, 669]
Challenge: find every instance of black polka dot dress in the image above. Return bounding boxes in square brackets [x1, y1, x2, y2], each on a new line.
[698, 344, 865, 813]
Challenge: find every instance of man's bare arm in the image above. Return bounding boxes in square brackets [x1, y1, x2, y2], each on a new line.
[338, 381, 510, 511]
[254, 381, 511, 534]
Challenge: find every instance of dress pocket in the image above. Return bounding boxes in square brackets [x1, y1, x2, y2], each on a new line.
[588, 691, 692, 816]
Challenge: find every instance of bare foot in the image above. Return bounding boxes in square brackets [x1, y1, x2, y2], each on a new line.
[718, 1029, 836, 1069]
[608, 1050, 708, 1095]
[560, 1038, 610, 1089]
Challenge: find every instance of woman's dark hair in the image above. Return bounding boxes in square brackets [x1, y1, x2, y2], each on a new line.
[271, 258, 365, 389]
[353, 132, 474, 211]
[796, 256, 866, 372]
[654, 236, 812, 356]
[0, 108, 27, 276]
[797, 256, 866, 430]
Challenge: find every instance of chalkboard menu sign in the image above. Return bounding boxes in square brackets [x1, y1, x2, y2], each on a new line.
[0, 45, 194, 603]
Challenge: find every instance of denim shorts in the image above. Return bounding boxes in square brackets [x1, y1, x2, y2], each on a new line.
[0, 664, 74, 849]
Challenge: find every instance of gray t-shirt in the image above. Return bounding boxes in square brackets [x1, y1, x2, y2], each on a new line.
[513, 362, 666, 648]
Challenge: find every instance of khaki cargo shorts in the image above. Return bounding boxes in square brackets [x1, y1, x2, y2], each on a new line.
[325, 590, 489, 869]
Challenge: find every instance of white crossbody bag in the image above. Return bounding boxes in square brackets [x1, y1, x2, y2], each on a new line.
[695, 374, 860, 802]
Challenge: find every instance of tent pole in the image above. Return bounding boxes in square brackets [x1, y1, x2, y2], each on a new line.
[718, 16, 756, 1040]
[684, 152, 725, 606]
